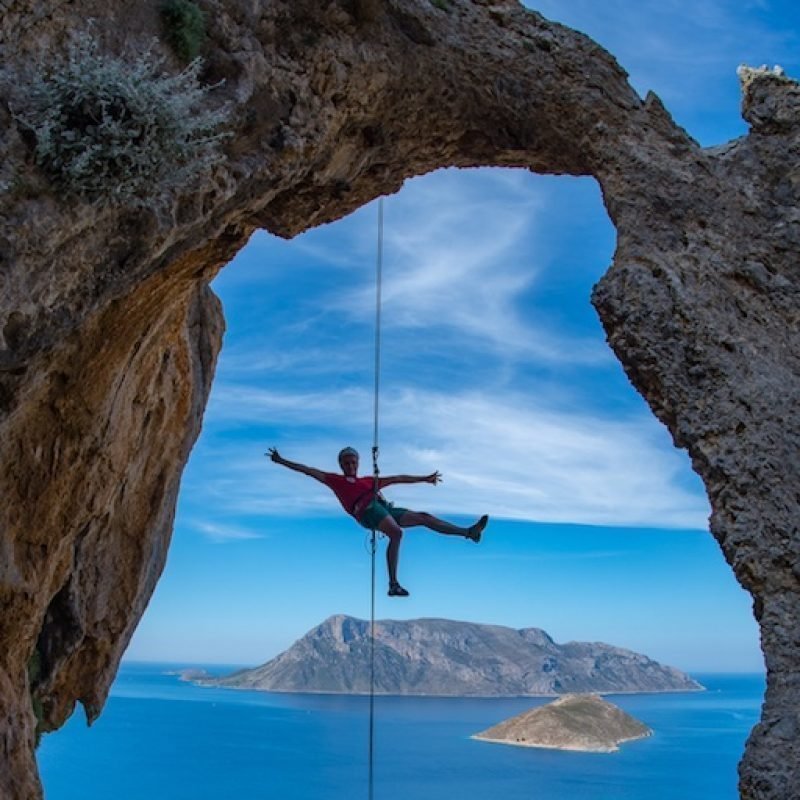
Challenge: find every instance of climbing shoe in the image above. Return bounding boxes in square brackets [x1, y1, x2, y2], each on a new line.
[467, 515, 489, 543]
[388, 582, 410, 597]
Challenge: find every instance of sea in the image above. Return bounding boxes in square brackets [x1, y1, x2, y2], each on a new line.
[38, 664, 765, 800]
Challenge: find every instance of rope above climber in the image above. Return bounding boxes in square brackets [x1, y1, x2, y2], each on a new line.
[267, 446, 488, 598]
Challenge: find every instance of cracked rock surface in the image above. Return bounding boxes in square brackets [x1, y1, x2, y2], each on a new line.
[1, 2, 797, 798]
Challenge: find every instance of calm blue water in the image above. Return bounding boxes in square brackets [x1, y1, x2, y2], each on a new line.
[38, 665, 764, 800]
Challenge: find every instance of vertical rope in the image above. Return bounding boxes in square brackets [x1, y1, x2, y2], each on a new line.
[367, 196, 384, 800]
[368, 524, 376, 800]
[373, 197, 383, 454]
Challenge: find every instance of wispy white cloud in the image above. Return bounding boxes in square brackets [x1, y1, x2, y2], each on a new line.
[217, 344, 358, 380]
[382, 388, 708, 529]
[323, 169, 611, 366]
[206, 384, 372, 427]
[215, 169, 613, 386]
[190, 520, 265, 543]
[187, 384, 709, 531]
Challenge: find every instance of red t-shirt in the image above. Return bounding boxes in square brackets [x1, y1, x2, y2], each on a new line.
[323, 473, 381, 518]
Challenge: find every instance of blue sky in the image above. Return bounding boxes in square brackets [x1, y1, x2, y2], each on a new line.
[125, 0, 799, 673]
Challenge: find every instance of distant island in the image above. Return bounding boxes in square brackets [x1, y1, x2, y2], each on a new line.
[200, 615, 704, 697]
[473, 693, 652, 752]
[175, 668, 213, 682]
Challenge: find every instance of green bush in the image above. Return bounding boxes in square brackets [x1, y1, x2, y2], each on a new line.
[17, 34, 228, 207]
[161, 0, 207, 62]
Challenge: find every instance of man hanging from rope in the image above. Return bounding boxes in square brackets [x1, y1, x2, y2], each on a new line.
[267, 446, 488, 597]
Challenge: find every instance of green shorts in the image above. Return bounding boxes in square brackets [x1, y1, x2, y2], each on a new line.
[357, 499, 408, 531]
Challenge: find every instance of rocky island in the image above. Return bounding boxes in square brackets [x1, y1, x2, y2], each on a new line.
[204, 615, 703, 696]
[473, 694, 652, 752]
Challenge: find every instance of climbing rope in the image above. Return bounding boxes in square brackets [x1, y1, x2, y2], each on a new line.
[367, 196, 384, 800]
[372, 196, 383, 465]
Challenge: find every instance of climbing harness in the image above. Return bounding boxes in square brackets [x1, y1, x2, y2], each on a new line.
[367, 196, 384, 800]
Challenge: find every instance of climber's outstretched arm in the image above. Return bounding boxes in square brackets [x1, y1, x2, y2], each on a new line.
[379, 471, 441, 489]
[267, 448, 326, 483]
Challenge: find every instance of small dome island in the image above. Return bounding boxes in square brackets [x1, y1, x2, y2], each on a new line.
[473, 693, 652, 753]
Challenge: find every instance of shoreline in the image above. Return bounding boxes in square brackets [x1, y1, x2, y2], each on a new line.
[188, 677, 706, 699]
[471, 729, 654, 753]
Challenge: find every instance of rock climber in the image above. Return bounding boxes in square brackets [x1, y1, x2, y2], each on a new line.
[267, 446, 488, 597]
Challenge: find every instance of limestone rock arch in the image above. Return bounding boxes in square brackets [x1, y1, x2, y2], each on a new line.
[1, 1, 797, 798]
